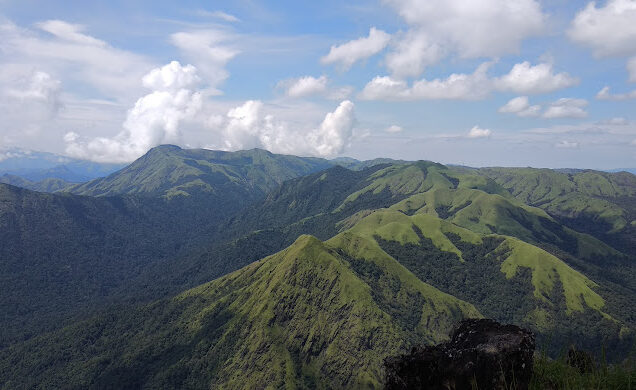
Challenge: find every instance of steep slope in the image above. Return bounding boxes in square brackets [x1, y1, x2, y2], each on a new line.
[333, 210, 632, 357]
[65, 145, 332, 198]
[0, 183, 236, 347]
[0, 235, 479, 389]
[479, 167, 636, 253]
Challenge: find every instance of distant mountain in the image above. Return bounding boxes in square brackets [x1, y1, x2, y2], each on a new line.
[65, 145, 333, 198]
[608, 168, 636, 175]
[478, 167, 636, 253]
[0, 174, 74, 192]
[0, 148, 124, 182]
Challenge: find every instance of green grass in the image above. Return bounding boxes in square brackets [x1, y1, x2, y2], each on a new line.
[496, 238, 605, 314]
[530, 353, 635, 389]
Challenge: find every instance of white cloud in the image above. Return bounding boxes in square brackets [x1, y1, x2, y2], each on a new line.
[0, 19, 153, 101]
[170, 30, 239, 95]
[596, 86, 636, 101]
[359, 62, 493, 101]
[385, 125, 403, 133]
[494, 62, 578, 94]
[278, 75, 352, 100]
[384, 30, 444, 78]
[207, 100, 356, 157]
[36, 20, 106, 47]
[555, 140, 579, 149]
[498, 96, 541, 117]
[604, 117, 629, 125]
[382, 0, 545, 77]
[197, 10, 240, 23]
[568, 0, 636, 57]
[64, 61, 203, 163]
[321, 27, 391, 70]
[543, 98, 588, 119]
[5, 70, 61, 114]
[282, 75, 328, 97]
[467, 126, 492, 138]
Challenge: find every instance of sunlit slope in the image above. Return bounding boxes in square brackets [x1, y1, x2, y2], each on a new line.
[0, 235, 478, 389]
[333, 210, 631, 355]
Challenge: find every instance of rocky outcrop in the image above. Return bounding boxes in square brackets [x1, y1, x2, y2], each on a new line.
[384, 319, 535, 390]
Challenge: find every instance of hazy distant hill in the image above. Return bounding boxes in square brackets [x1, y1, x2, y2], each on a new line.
[0, 174, 74, 192]
[0, 148, 124, 182]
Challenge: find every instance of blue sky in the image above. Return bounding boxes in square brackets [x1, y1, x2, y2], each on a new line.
[1, 0, 635, 169]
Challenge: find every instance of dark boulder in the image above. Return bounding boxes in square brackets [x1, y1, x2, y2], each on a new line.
[384, 319, 535, 390]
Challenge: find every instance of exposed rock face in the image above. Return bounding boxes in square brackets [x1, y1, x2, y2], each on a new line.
[384, 319, 535, 390]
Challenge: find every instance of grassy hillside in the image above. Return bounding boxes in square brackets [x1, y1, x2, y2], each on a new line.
[479, 167, 636, 253]
[0, 235, 479, 389]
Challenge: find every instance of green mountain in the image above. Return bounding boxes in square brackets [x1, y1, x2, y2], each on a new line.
[0, 148, 336, 347]
[0, 234, 479, 389]
[479, 167, 636, 253]
[65, 145, 332, 199]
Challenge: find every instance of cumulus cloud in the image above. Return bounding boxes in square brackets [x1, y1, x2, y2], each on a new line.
[596, 86, 636, 101]
[467, 126, 492, 138]
[207, 100, 356, 157]
[359, 62, 493, 101]
[321, 27, 391, 70]
[555, 140, 579, 149]
[5, 70, 61, 115]
[498, 96, 541, 117]
[494, 62, 578, 94]
[170, 30, 238, 94]
[64, 61, 203, 163]
[382, 0, 545, 77]
[384, 30, 444, 78]
[385, 125, 403, 133]
[568, 0, 636, 57]
[543, 98, 588, 119]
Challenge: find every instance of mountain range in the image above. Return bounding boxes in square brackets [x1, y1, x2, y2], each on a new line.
[0, 145, 634, 388]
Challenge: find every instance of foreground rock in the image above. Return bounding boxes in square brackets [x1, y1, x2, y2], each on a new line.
[384, 319, 535, 390]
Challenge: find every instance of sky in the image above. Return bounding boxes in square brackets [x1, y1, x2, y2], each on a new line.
[1, 0, 636, 169]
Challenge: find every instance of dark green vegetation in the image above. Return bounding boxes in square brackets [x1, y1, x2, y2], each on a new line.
[0, 146, 634, 388]
[530, 352, 635, 389]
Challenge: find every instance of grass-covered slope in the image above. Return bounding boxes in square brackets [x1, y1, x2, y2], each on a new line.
[340, 210, 632, 357]
[479, 167, 636, 253]
[0, 235, 479, 389]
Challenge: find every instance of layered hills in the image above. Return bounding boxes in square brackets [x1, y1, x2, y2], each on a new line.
[0, 146, 634, 388]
